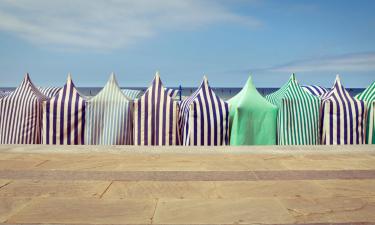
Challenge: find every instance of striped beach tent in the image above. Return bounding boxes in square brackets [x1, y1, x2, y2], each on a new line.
[121, 89, 142, 100]
[134, 72, 180, 145]
[0, 90, 11, 98]
[266, 74, 320, 145]
[85, 74, 133, 145]
[179, 76, 229, 146]
[302, 85, 328, 97]
[0, 74, 48, 144]
[356, 81, 375, 144]
[165, 88, 180, 99]
[38, 87, 61, 98]
[42, 74, 86, 145]
[320, 75, 367, 145]
[228, 76, 277, 145]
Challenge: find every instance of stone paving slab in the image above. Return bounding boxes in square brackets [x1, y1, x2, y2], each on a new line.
[0, 145, 374, 225]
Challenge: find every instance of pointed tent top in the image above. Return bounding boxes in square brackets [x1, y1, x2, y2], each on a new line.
[244, 75, 255, 90]
[200, 75, 210, 88]
[155, 71, 160, 78]
[290, 73, 296, 81]
[333, 74, 343, 88]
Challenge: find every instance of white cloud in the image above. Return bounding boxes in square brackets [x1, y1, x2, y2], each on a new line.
[0, 0, 260, 51]
[269, 52, 375, 73]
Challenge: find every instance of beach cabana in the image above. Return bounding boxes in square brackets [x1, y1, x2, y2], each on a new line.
[228, 76, 277, 145]
[266, 74, 320, 145]
[302, 85, 328, 97]
[320, 75, 367, 145]
[134, 72, 180, 145]
[0, 74, 47, 144]
[38, 87, 61, 98]
[165, 88, 180, 99]
[121, 89, 142, 100]
[356, 81, 375, 144]
[85, 74, 133, 145]
[179, 76, 229, 146]
[42, 74, 86, 145]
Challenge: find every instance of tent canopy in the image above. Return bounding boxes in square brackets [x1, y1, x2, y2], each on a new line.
[179, 76, 229, 146]
[38, 87, 62, 98]
[228, 76, 277, 145]
[355, 81, 375, 144]
[302, 85, 328, 97]
[133, 72, 180, 145]
[42, 74, 86, 145]
[320, 75, 367, 145]
[0, 73, 47, 144]
[265, 74, 320, 145]
[86, 74, 133, 145]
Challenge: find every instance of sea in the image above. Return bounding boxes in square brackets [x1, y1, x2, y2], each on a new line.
[0, 87, 365, 100]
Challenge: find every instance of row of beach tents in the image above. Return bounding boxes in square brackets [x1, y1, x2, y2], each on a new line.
[0, 72, 374, 145]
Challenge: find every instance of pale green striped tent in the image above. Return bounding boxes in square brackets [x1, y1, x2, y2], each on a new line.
[228, 76, 277, 145]
[356, 81, 375, 144]
[265, 74, 320, 145]
[85, 74, 133, 145]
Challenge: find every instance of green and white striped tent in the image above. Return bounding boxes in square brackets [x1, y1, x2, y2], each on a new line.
[265, 74, 320, 145]
[228, 76, 277, 145]
[356, 81, 375, 144]
[85, 74, 133, 145]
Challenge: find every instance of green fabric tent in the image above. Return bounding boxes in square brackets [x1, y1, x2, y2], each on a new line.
[356, 81, 375, 144]
[228, 76, 277, 145]
[265, 74, 320, 145]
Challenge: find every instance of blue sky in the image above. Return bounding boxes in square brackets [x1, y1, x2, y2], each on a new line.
[0, 0, 374, 88]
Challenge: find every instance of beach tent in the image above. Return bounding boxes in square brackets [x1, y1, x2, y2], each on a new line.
[38, 87, 61, 98]
[0, 90, 11, 98]
[85, 74, 133, 145]
[356, 81, 375, 144]
[42, 74, 86, 145]
[0, 74, 48, 144]
[228, 76, 277, 145]
[134, 72, 180, 145]
[320, 75, 367, 145]
[302, 85, 328, 97]
[265, 74, 320, 145]
[165, 88, 180, 99]
[121, 89, 142, 100]
[179, 76, 229, 146]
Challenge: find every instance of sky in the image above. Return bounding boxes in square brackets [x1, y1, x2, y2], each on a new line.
[0, 0, 374, 88]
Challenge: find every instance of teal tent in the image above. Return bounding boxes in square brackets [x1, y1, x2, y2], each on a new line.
[228, 76, 277, 145]
[266, 74, 320, 145]
[356, 81, 375, 144]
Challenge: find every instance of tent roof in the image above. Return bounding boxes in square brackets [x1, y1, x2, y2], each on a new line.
[141, 72, 172, 100]
[323, 75, 358, 101]
[89, 73, 132, 102]
[48, 74, 85, 101]
[229, 76, 276, 110]
[2, 73, 47, 101]
[356, 81, 375, 102]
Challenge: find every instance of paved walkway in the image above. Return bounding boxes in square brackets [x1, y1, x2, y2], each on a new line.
[0, 145, 374, 225]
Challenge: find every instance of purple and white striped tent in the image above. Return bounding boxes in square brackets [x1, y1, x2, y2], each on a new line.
[179, 76, 229, 146]
[42, 74, 86, 145]
[0, 74, 48, 144]
[302, 85, 328, 97]
[133, 72, 180, 145]
[38, 87, 62, 98]
[320, 75, 367, 145]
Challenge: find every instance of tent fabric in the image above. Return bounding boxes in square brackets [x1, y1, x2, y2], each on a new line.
[179, 77, 229, 146]
[320, 76, 367, 145]
[265, 74, 320, 145]
[0, 91, 11, 98]
[302, 85, 328, 97]
[356, 81, 375, 144]
[121, 89, 142, 100]
[0, 74, 48, 144]
[228, 76, 277, 145]
[85, 74, 133, 145]
[42, 75, 86, 145]
[165, 88, 180, 99]
[134, 73, 180, 145]
[38, 87, 62, 98]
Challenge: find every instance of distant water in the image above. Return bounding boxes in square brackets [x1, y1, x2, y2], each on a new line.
[0, 87, 366, 100]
